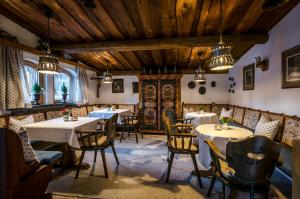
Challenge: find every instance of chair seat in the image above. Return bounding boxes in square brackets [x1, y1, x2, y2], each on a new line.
[36, 150, 63, 165]
[219, 159, 235, 177]
[169, 138, 198, 152]
[81, 135, 108, 147]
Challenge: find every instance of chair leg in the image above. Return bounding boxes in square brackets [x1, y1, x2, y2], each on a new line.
[207, 174, 216, 196]
[191, 153, 203, 188]
[100, 149, 108, 178]
[111, 144, 119, 165]
[94, 150, 97, 163]
[250, 183, 254, 199]
[222, 182, 226, 199]
[166, 151, 174, 183]
[135, 127, 139, 144]
[75, 150, 85, 179]
[120, 126, 125, 142]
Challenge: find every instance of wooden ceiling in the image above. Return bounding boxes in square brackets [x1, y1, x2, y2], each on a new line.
[0, 0, 299, 73]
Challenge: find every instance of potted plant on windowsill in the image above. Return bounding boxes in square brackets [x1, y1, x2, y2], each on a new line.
[32, 83, 43, 105]
[61, 83, 68, 103]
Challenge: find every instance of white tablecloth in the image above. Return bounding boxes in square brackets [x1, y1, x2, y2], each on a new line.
[88, 109, 130, 124]
[24, 117, 100, 148]
[185, 112, 219, 127]
[196, 124, 253, 169]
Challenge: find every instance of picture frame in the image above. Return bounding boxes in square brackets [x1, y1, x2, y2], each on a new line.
[112, 79, 124, 93]
[282, 45, 300, 88]
[132, 82, 139, 93]
[243, 63, 255, 90]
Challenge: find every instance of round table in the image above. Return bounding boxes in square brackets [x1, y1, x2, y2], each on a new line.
[185, 112, 219, 127]
[195, 124, 253, 169]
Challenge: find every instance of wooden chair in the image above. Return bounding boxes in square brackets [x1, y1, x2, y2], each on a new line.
[162, 112, 203, 189]
[0, 128, 52, 199]
[163, 109, 194, 133]
[205, 136, 281, 199]
[75, 114, 119, 178]
[120, 111, 143, 144]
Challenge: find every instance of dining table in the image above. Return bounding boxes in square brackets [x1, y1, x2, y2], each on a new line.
[195, 124, 253, 170]
[88, 108, 130, 124]
[24, 117, 101, 149]
[184, 112, 219, 127]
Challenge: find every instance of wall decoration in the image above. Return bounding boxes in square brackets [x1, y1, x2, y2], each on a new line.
[188, 81, 196, 89]
[282, 45, 300, 88]
[211, 81, 216, 87]
[132, 82, 139, 93]
[243, 63, 255, 90]
[228, 77, 236, 94]
[112, 79, 124, 93]
[255, 56, 269, 71]
[199, 86, 206, 95]
[199, 81, 206, 85]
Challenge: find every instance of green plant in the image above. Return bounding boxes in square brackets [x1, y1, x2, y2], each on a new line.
[61, 83, 68, 95]
[220, 117, 233, 124]
[32, 83, 41, 94]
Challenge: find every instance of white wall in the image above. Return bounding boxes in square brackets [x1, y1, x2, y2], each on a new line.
[181, 74, 229, 104]
[0, 14, 40, 48]
[228, 4, 300, 116]
[97, 76, 139, 104]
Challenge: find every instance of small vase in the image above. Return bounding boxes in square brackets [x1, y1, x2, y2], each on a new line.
[63, 115, 69, 121]
[62, 94, 68, 103]
[33, 93, 40, 105]
[223, 123, 229, 130]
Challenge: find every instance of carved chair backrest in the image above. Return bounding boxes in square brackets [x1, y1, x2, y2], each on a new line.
[226, 136, 281, 182]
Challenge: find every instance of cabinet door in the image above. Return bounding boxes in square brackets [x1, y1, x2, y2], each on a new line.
[142, 80, 158, 130]
[160, 80, 177, 130]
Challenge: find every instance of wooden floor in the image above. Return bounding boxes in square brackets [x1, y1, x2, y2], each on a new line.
[48, 135, 290, 199]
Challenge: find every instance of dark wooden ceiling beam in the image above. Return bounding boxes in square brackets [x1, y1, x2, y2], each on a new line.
[52, 34, 269, 53]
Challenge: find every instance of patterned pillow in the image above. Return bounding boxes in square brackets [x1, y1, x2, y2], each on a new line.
[220, 108, 233, 118]
[254, 116, 280, 140]
[18, 131, 39, 163]
[9, 115, 35, 133]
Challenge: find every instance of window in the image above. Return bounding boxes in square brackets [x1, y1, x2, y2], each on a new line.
[54, 71, 71, 101]
[22, 61, 39, 104]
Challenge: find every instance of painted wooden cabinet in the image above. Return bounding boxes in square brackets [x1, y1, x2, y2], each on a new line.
[138, 74, 181, 133]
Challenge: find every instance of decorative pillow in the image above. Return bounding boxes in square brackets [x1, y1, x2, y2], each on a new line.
[220, 108, 233, 118]
[9, 115, 35, 133]
[18, 131, 39, 163]
[254, 116, 280, 140]
[93, 106, 101, 111]
[282, 117, 300, 147]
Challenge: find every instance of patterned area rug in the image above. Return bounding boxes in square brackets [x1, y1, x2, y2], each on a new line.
[47, 136, 291, 199]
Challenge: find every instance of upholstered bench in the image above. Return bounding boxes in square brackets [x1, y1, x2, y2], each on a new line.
[36, 150, 63, 165]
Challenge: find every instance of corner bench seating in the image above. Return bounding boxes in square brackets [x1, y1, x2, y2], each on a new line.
[0, 103, 138, 169]
[181, 102, 298, 179]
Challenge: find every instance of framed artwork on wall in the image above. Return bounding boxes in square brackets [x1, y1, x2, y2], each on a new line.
[112, 79, 124, 93]
[243, 63, 255, 90]
[132, 82, 139, 93]
[282, 45, 300, 88]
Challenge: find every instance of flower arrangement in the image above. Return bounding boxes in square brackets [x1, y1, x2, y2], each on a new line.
[220, 116, 233, 124]
[61, 109, 70, 116]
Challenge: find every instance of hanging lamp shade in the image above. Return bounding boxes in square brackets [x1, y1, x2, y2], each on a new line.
[209, 36, 235, 71]
[37, 6, 60, 74]
[37, 49, 60, 74]
[194, 63, 206, 82]
[102, 71, 112, 84]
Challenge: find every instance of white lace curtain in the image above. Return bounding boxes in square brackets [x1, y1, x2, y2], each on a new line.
[75, 67, 89, 104]
[0, 45, 28, 109]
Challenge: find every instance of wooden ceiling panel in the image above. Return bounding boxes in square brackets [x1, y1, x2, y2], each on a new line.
[0, 0, 298, 72]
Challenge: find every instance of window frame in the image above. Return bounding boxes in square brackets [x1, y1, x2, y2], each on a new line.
[53, 69, 73, 103]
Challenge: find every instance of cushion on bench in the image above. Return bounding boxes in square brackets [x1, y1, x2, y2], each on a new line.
[233, 107, 245, 124]
[36, 150, 63, 165]
[243, 109, 260, 130]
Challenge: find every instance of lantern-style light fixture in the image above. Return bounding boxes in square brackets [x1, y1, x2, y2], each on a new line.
[102, 69, 113, 84]
[37, 7, 61, 74]
[209, 0, 234, 71]
[194, 63, 206, 82]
